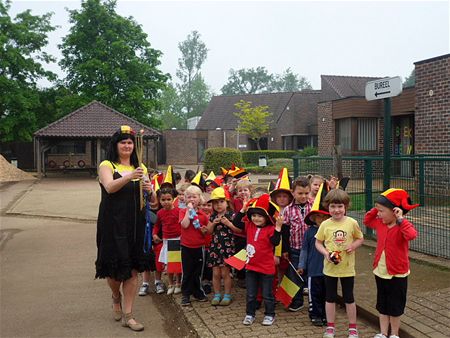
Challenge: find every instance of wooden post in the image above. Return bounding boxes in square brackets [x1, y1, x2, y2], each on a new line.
[96, 138, 101, 168]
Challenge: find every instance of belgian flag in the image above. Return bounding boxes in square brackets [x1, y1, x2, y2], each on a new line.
[276, 261, 304, 308]
[224, 249, 247, 270]
[167, 239, 182, 274]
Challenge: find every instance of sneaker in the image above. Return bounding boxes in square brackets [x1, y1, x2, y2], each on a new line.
[155, 282, 165, 294]
[193, 295, 208, 302]
[311, 318, 323, 327]
[174, 285, 182, 294]
[288, 303, 304, 312]
[167, 285, 175, 295]
[389, 336, 400, 338]
[262, 315, 275, 326]
[323, 327, 335, 338]
[138, 283, 149, 296]
[242, 315, 255, 325]
[348, 328, 359, 338]
[181, 296, 191, 306]
[374, 334, 387, 338]
[202, 282, 212, 295]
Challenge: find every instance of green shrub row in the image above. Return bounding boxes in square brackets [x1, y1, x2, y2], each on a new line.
[242, 147, 318, 164]
[203, 147, 243, 174]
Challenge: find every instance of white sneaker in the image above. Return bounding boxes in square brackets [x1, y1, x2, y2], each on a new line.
[155, 282, 165, 294]
[374, 334, 387, 338]
[262, 315, 275, 326]
[348, 328, 359, 338]
[389, 336, 400, 338]
[167, 285, 175, 295]
[323, 327, 335, 338]
[174, 285, 182, 294]
[242, 315, 255, 325]
[138, 283, 149, 296]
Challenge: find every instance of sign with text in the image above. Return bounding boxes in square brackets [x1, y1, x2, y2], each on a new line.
[365, 76, 402, 101]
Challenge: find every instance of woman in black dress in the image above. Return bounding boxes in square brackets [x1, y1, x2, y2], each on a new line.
[96, 126, 155, 331]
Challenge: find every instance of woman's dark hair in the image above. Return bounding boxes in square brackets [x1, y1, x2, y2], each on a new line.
[157, 187, 177, 199]
[105, 130, 139, 167]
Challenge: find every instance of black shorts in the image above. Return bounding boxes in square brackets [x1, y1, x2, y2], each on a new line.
[375, 275, 408, 316]
[324, 275, 354, 304]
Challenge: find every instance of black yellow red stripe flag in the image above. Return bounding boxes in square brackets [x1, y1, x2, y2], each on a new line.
[167, 239, 182, 273]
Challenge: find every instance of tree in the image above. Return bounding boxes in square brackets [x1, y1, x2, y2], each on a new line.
[0, 0, 56, 141]
[59, 0, 168, 128]
[270, 68, 312, 92]
[159, 82, 185, 129]
[234, 100, 272, 150]
[221, 67, 273, 95]
[176, 30, 209, 118]
[403, 69, 415, 87]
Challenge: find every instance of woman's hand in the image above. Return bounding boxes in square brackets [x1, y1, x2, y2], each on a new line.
[142, 179, 153, 193]
[130, 167, 145, 180]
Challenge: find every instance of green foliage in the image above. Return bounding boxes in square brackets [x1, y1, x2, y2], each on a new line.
[246, 158, 294, 174]
[221, 67, 312, 95]
[234, 100, 272, 150]
[0, 0, 57, 141]
[403, 69, 415, 87]
[300, 146, 318, 157]
[59, 0, 168, 128]
[203, 147, 243, 173]
[242, 150, 299, 165]
[159, 82, 185, 129]
[176, 31, 211, 119]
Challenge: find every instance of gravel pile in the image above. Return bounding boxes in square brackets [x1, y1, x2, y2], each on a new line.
[0, 155, 36, 182]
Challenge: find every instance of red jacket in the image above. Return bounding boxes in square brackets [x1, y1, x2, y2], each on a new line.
[364, 207, 417, 275]
[179, 208, 208, 248]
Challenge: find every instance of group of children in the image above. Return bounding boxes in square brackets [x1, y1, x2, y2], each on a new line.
[138, 164, 418, 338]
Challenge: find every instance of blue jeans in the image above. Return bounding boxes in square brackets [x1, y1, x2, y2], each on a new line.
[246, 270, 275, 317]
[289, 248, 304, 307]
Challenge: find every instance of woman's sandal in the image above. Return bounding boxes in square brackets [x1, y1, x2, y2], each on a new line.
[112, 293, 122, 321]
[211, 293, 221, 306]
[122, 312, 144, 331]
[219, 294, 232, 306]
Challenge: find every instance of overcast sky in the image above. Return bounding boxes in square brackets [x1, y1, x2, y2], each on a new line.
[9, 0, 450, 92]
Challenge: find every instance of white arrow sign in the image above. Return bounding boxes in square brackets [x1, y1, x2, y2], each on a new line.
[365, 76, 403, 101]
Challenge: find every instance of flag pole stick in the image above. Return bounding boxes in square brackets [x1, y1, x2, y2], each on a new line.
[288, 260, 305, 283]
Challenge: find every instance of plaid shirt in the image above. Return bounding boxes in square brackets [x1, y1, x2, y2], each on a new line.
[282, 200, 312, 250]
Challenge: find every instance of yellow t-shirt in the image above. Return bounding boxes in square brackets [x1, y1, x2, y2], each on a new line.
[315, 216, 364, 277]
[373, 251, 410, 279]
[99, 160, 148, 181]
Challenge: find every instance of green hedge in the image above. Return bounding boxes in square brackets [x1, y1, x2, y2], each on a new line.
[203, 147, 244, 173]
[242, 147, 318, 165]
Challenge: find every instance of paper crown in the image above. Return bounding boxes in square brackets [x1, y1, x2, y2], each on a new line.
[191, 171, 206, 191]
[376, 188, 419, 214]
[120, 125, 135, 135]
[305, 182, 331, 225]
[160, 165, 174, 189]
[227, 164, 248, 179]
[247, 193, 280, 225]
[207, 187, 230, 203]
[269, 168, 293, 203]
[205, 171, 216, 185]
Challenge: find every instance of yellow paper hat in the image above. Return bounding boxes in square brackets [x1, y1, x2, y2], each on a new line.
[161, 165, 174, 188]
[269, 168, 293, 203]
[191, 171, 206, 191]
[305, 182, 330, 225]
[152, 173, 161, 193]
[205, 171, 216, 185]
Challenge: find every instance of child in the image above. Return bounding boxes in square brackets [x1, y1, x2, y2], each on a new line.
[233, 194, 282, 326]
[175, 183, 190, 209]
[153, 188, 182, 295]
[282, 176, 312, 311]
[179, 185, 209, 306]
[205, 187, 241, 306]
[308, 175, 325, 204]
[315, 189, 364, 338]
[184, 169, 196, 183]
[200, 194, 213, 216]
[364, 189, 418, 338]
[299, 182, 330, 326]
[200, 193, 213, 295]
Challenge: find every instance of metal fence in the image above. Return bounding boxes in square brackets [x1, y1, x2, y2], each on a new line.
[292, 155, 450, 259]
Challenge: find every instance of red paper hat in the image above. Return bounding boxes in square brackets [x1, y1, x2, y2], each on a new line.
[209, 175, 224, 188]
[305, 182, 331, 225]
[376, 188, 419, 215]
[269, 168, 293, 203]
[227, 163, 248, 179]
[247, 193, 280, 225]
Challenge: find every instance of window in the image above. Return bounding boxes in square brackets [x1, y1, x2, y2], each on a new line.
[49, 141, 86, 154]
[336, 118, 352, 150]
[357, 118, 377, 151]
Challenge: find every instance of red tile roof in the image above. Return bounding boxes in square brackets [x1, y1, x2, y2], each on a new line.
[34, 101, 160, 138]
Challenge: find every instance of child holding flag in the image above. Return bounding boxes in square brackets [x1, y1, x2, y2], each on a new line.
[204, 187, 242, 306]
[233, 194, 282, 326]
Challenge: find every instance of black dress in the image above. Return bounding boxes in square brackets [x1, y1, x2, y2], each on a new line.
[95, 163, 152, 281]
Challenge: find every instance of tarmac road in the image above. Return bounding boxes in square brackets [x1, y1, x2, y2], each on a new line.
[0, 180, 195, 338]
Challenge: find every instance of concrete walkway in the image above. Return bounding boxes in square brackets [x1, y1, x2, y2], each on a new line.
[2, 177, 449, 338]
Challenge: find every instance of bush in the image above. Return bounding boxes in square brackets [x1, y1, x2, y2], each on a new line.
[203, 147, 243, 173]
[299, 146, 318, 157]
[242, 150, 299, 165]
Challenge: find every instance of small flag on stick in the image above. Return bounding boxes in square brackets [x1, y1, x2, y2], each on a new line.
[276, 260, 304, 308]
[167, 239, 182, 273]
[224, 249, 247, 270]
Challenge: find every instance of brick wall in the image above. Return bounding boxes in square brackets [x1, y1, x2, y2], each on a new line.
[414, 54, 450, 154]
[318, 102, 334, 156]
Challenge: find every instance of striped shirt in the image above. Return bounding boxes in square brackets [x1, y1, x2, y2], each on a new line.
[282, 201, 312, 250]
